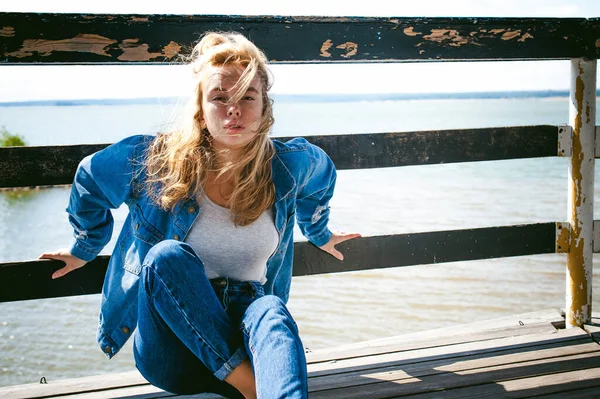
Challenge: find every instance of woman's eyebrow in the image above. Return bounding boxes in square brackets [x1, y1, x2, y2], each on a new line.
[208, 86, 259, 94]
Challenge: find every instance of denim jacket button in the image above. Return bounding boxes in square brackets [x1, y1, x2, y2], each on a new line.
[104, 346, 112, 354]
[188, 206, 195, 213]
[173, 234, 180, 241]
[121, 327, 130, 334]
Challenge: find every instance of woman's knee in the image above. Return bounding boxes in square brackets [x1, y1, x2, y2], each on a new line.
[243, 295, 296, 330]
[144, 240, 190, 267]
[140, 240, 207, 292]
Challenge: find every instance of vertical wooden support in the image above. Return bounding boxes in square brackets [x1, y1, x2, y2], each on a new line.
[566, 58, 596, 327]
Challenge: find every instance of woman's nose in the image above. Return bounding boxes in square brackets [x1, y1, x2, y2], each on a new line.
[227, 104, 241, 117]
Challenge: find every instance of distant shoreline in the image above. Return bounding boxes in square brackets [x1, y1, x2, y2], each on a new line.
[0, 90, 590, 107]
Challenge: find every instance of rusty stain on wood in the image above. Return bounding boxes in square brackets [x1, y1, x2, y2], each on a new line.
[336, 41, 358, 58]
[320, 39, 333, 57]
[403, 27, 422, 37]
[6, 34, 116, 58]
[0, 26, 15, 37]
[423, 29, 469, 47]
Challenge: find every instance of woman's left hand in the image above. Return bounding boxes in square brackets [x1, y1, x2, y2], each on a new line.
[318, 231, 361, 261]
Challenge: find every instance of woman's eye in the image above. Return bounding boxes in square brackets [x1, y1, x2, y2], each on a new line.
[211, 96, 226, 102]
[243, 96, 255, 101]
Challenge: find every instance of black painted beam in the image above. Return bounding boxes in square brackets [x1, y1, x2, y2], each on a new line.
[0, 125, 558, 188]
[0, 223, 557, 303]
[0, 13, 598, 64]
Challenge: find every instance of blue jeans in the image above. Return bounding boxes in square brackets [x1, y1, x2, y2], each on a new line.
[133, 240, 308, 398]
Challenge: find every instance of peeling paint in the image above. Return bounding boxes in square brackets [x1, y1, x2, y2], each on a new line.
[0, 26, 15, 37]
[320, 39, 333, 58]
[518, 32, 534, 42]
[567, 61, 591, 327]
[130, 16, 149, 22]
[403, 27, 422, 37]
[6, 34, 116, 58]
[117, 38, 178, 61]
[162, 41, 181, 59]
[555, 222, 570, 253]
[335, 41, 358, 58]
[423, 29, 469, 47]
[501, 30, 521, 40]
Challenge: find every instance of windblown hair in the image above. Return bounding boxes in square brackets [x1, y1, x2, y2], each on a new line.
[144, 32, 276, 226]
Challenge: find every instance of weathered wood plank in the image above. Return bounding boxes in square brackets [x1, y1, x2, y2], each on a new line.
[310, 351, 600, 398]
[0, 371, 147, 399]
[293, 223, 556, 277]
[307, 309, 564, 365]
[584, 323, 600, 344]
[0, 14, 598, 64]
[309, 339, 599, 393]
[529, 384, 600, 399]
[0, 126, 558, 189]
[0, 223, 556, 303]
[398, 367, 600, 398]
[308, 322, 564, 375]
[0, 370, 220, 399]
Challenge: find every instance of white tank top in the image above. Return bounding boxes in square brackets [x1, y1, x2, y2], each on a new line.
[184, 193, 279, 284]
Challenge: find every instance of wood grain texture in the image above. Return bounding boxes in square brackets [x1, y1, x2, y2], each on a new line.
[0, 126, 558, 188]
[1, 14, 599, 64]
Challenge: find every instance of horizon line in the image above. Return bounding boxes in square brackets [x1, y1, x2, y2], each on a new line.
[0, 90, 590, 107]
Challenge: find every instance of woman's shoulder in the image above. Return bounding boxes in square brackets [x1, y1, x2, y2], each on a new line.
[94, 134, 155, 161]
[271, 137, 334, 182]
[272, 137, 311, 154]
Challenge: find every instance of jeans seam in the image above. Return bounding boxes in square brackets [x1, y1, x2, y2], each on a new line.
[147, 266, 231, 366]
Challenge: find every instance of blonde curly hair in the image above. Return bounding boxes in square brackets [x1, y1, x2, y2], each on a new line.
[144, 32, 275, 226]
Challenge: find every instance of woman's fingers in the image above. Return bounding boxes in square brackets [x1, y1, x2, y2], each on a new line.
[52, 266, 72, 280]
[319, 232, 361, 260]
[334, 233, 361, 244]
[38, 250, 87, 279]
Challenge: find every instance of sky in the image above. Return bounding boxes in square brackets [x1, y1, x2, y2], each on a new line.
[1, 0, 599, 101]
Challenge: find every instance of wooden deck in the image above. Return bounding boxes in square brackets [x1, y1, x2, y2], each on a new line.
[2, 309, 599, 399]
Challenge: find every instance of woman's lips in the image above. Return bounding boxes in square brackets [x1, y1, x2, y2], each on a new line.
[224, 124, 244, 134]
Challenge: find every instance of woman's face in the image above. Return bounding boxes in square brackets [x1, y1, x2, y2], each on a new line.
[201, 65, 264, 151]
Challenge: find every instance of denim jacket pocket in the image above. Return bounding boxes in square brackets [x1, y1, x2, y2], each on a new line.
[131, 204, 164, 245]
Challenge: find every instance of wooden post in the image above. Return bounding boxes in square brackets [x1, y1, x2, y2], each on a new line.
[566, 58, 596, 327]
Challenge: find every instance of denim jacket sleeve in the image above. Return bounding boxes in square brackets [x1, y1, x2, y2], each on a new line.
[67, 135, 149, 261]
[295, 141, 336, 247]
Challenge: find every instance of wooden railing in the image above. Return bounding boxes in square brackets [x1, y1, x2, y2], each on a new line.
[0, 13, 598, 326]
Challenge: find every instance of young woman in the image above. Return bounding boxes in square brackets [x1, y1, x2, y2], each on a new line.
[40, 32, 359, 398]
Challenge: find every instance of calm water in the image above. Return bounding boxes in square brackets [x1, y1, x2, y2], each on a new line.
[1, 96, 600, 386]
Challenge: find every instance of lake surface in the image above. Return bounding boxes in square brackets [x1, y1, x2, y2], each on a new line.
[1, 96, 599, 386]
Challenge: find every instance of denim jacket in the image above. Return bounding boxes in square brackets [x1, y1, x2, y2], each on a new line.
[66, 135, 336, 358]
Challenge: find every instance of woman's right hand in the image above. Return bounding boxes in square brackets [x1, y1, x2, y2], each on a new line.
[38, 250, 88, 279]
